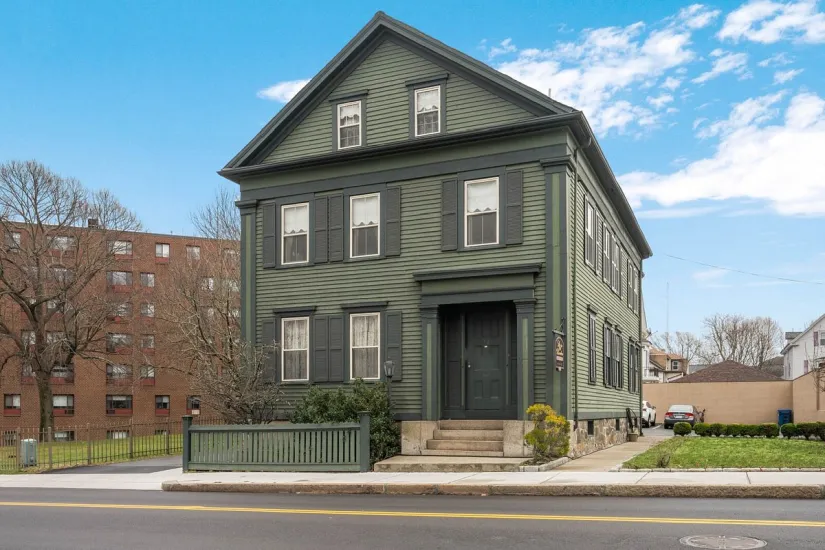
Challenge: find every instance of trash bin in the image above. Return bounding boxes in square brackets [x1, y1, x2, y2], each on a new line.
[20, 439, 37, 467]
[778, 409, 793, 426]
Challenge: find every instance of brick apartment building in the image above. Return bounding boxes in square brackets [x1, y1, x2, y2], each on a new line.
[0, 229, 235, 439]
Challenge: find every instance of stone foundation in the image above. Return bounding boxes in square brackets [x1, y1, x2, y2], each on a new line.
[568, 418, 628, 458]
[400, 421, 533, 458]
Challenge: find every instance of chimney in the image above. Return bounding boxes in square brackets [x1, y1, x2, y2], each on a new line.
[87, 218, 99, 229]
[547, 88, 552, 98]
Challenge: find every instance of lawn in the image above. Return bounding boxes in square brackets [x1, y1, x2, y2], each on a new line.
[624, 437, 825, 469]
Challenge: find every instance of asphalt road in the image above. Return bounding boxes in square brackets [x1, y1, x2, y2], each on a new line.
[0, 489, 824, 549]
[44, 455, 181, 474]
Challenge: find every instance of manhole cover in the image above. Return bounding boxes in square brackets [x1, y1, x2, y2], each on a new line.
[680, 535, 767, 549]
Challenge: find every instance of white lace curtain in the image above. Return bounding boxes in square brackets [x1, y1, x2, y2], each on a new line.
[339, 103, 360, 126]
[416, 88, 439, 113]
[352, 195, 379, 227]
[283, 319, 308, 351]
[466, 179, 498, 213]
[283, 205, 308, 235]
[351, 314, 379, 347]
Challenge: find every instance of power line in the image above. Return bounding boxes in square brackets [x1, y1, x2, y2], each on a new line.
[662, 253, 825, 286]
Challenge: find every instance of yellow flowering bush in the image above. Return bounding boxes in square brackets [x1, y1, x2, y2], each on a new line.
[524, 403, 570, 461]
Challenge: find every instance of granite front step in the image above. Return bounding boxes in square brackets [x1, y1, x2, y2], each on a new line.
[433, 429, 504, 441]
[421, 449, 504, 457]
[427, 439, 504, 452]
[438, 420, 505, 430]
[374, 455, 523, 472]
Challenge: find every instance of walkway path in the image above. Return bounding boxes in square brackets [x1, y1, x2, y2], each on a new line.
[555, 435, 664, 472]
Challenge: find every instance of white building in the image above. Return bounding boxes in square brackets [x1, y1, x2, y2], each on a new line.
[781, 314, 825, 380]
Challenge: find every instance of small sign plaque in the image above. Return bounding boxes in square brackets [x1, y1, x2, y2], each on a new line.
[554, 335, 565, 371]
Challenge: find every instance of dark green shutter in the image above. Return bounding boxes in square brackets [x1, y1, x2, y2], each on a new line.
[595, 217, 603, 277]
[441, 179, 457, 250]
[314, 197, 328, 264]
[504, 170, 523, 245]
[385, 187, 401, 257]
[384, 311, 402, 381]
[328, 194, 344, 262]
[313, 315, 329, 382]
[261, 318, 278, 382]
[262, 204, 277, 268]
[328, 314, 344, 382]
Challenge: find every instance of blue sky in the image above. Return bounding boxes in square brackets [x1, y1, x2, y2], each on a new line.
[2, 0, 825, 337]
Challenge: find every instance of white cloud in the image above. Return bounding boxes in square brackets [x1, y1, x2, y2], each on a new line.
[620, 91, 825, 216]
[693, 267, 728, 282]
[675, 3, 723, 28]
[693, 117, 708, 129]
[719, 0, 825, 43]
[758, 52, 793, 66]
[488, 38, 517, 59]
[636, 206, 723, 219]
[692, 49, 750, 83]
[661, 76, 683, 90]
[774, 68, 804, 83]
[648, 93, 675, 109]
[256, 79, 310, 102]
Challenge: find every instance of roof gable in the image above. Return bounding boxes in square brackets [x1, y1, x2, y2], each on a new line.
[671, 360, 782, 383]
[781, 313, 825, 354]
[224, 11, 571, 170]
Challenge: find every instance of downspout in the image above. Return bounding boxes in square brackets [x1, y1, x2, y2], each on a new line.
[571, 133, 593, 427]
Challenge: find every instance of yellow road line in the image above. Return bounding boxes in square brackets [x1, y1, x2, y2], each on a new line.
[0, 502, 823, 528]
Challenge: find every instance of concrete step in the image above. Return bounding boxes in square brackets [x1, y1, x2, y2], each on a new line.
[421, 449, 505, 457]
[433, 429, 504, 441]
[438, 420, 505, 431]
[374, 455, 523, 472]
[427, 439, 504, 452]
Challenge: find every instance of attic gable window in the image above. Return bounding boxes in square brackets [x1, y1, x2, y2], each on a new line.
[414, 86, 440, 136]
[337, 101, 362, 149]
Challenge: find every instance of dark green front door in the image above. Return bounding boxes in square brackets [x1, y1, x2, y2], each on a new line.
[466, 309, 507, 411]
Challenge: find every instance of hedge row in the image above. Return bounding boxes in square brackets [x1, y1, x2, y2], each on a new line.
[692, 422, 780, 438]
[779, 422, 825, 440]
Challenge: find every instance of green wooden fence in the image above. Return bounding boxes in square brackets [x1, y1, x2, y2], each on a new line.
[182, 413, 371, 472]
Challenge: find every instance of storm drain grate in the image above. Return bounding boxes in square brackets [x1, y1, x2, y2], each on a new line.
[680, 535, 767, 549]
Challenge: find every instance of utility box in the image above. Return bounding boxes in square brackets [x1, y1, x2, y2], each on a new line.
[20, 439, 37, 467]
[778, 409, 793, 426]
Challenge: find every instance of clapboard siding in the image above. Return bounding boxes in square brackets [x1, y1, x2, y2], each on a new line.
[255, 162, 547, 414]
[265, 38, 534, 164]
[570, 157, 643, 414]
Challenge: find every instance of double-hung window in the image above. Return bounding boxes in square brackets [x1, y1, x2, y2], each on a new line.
[611, 236, 620, 293]
[632, 267, 640, 313]
[602, 225, 611, 283]
[350, 193, 380, 258]
[603, 324, 612, 386]
[414, 86, 440, 136]
[106, 395, 132, 414]
[4, 394, 21, 410]
[350, 313, 380, 380]
[52, 394, 74, 414]
[108, 271, 132, 287]
[281, 317, 309, 381]
[585, 201, 595, 267]
[155, 243, 170, 259]
[464, 177, 498, 247]
[109, 240, 131, 256]
[281, 203, 309, 264]
[337, 101, 361, 149]
[186, 245, 201, 261]
[615, 333, 623, 388]
[588, 313, 597, 384]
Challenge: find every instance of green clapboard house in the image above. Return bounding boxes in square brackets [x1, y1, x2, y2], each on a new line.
[221, 12, 652, 458]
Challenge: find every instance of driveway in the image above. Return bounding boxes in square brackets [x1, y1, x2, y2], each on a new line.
[641, 424, 675, 438]
[44, 456, 181, 475]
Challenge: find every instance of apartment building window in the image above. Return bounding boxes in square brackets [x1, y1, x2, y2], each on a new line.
[52, 266, 73, 284]
[107, 430, 129, 440]
[585, 201, 595, 267]
[337, 100, 362, 149]
[603, 324, 613, 387]
[54, 431, 75, 442]
[281, 317, 309, 381]
[671, 360, 680, 371]
[140, 272, 155, 288]
[155, 395, 170, 415]
[3, 394, 21, 415]
[7, 231, 21, 249]
[46, 331, 64, 345]
[108, 240, 132, 256]
[111, 302, 132, 319]
[350, 193, 380, 258]
[47, 299, 63, 313]
[155, 243, 170, 259]
[141, 334, 155, 350]
[223, 248, 238, 263]
[224, 279, 240, 293]
[52, 235, 76, 252]
[106, 364, 132, 384]
[414, 86, 441, 136]
[464, 177, 498, 247]
[21, 330, 35, 346]
[107, 271, 132, 287]
[201, 277, 215, 291]
[140, 365, 156, 386]
[588, 312, 597, 384]
[51, 363, 74, 382]
[186, 396, 201, 414]
[350, 312, 380, 380]
[106, 395, 133, 415]
[186, 245, 201, 261]
[106, 333, 132, 353]
[52, 394, 74, 415]
[141, 303, 155, 318]
[281, 203, 309, 265]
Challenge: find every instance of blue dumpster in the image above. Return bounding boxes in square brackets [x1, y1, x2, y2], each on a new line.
[778, 409, 793, 426]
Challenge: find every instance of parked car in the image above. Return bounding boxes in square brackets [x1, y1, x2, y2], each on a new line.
[663, 404, 700, 428]
[641, 401, 657, 427]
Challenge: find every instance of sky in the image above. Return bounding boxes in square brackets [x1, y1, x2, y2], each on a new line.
[2, 0, 825, 338]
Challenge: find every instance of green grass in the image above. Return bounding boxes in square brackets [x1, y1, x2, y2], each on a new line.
[1, 434, 182, 473]
[624, 438, 825, 469]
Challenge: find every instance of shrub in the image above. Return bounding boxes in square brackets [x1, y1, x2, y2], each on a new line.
[780, 423, 799, 439]
[759, 423, 780, 439]
[797, 422, 818, 440]
[290, 380, 400, 466]
[708, 423, 725, 437]
[816, 422, 825, 441]
[744, 424, 761, 438]
[694, 422, 709, 437]
[673, 422, 692, 436]
[524, 404, 570, 461]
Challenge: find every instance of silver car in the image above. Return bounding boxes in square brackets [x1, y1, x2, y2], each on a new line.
[663, 404, 700, 428]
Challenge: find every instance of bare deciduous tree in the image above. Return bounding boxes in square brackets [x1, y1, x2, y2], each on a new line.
[651, 331, 705, 365]
[701, 313, 783, 368]
[0, 160, 141, 432]
[154, 188, 283, 423]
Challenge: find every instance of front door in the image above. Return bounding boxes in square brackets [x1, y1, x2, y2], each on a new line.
[466, 309, 507, 411]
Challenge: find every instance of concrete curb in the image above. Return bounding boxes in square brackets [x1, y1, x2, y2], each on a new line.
[618, 468, 825, 472]
[161, 481, 825, 499]
[518, 457, 569, 472]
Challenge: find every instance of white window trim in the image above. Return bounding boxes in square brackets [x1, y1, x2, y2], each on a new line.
[281, 317, 310, 382]
[349, 193, 381, 259]
[414, 85, 441, 137]
[349, 312, 381, 381]
[464, 177, 500, 248]
[281, 202, 310, 265]
[585, 201, 594, 267]
[337, 100, 362, 150]
[155, 243, 170, 258]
